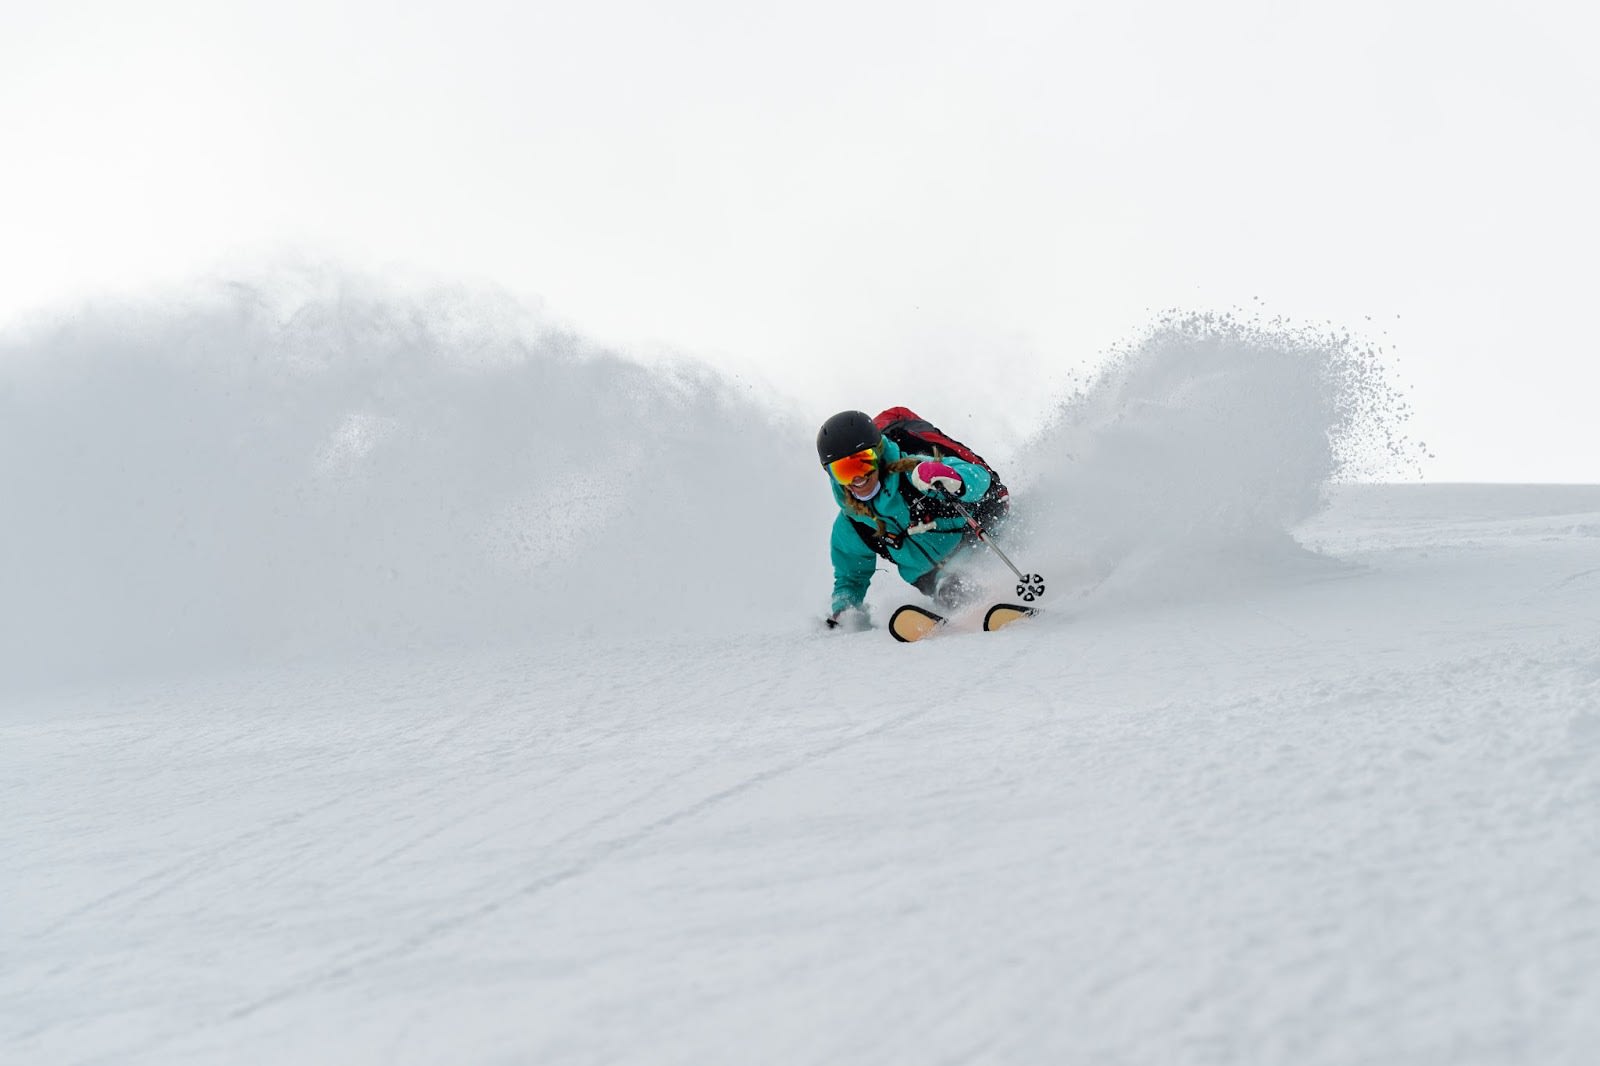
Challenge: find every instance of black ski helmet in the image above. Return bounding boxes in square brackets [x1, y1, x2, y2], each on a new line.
[816, 410, 883, 466]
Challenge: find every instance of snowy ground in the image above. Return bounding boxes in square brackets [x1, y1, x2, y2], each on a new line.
[7, 482, 1600, 1065]
[6, 291, 1597, 1062]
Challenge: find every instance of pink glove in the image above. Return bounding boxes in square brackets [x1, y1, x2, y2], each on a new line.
[911, 460, 963, 496]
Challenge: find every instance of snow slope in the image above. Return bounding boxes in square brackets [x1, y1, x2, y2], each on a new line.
[5, 280, 1599, 1064]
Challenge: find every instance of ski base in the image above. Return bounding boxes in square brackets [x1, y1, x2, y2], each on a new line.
[889, 603, 1038, 642]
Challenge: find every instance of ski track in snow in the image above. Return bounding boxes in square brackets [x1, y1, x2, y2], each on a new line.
[6, 486, 1600, 1066]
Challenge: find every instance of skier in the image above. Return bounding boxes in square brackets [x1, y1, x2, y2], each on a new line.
[817, 409, 997, 629]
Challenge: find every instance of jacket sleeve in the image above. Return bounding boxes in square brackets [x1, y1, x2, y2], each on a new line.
[829, 513, 879, 614]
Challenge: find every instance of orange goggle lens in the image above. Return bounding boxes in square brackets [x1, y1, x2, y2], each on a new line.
[828, 447, 879, 484]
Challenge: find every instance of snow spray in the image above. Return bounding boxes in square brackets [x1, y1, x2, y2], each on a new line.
[0, 268, 821, 688]
[1011, 310, 1423, 600]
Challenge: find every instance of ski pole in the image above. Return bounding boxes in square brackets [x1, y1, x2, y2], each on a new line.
[935, 491, 1046, 601]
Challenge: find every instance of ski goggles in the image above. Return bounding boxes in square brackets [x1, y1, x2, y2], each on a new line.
[827, 447, 879, 484]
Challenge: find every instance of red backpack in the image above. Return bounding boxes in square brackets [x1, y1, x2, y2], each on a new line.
[873, 407, 1010, 524]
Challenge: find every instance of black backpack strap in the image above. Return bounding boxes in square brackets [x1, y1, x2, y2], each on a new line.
[848, 514, 898, 559]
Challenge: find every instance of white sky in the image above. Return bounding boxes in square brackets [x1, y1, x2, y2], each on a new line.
[3, 0, 1597, 480]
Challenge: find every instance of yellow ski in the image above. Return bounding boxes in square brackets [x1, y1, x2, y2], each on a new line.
[889, 603, 1038, 642]
[889, 604, 946, 643]
[983, 604, 1037, 633]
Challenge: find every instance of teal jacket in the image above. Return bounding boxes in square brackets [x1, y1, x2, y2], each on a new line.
[828, 435, 993, 614]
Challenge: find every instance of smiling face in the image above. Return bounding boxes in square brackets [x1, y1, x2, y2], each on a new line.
[847, 466, 880, 500]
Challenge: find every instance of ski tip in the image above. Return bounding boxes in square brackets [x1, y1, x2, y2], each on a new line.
[890, 604, 946, 643]
[982, 603, 1037, 633]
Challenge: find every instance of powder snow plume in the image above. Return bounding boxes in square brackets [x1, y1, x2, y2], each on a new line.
[2, 275, 1423, 689]
[0, 269, 824, 690]
[1009, 310, 1423, 599]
